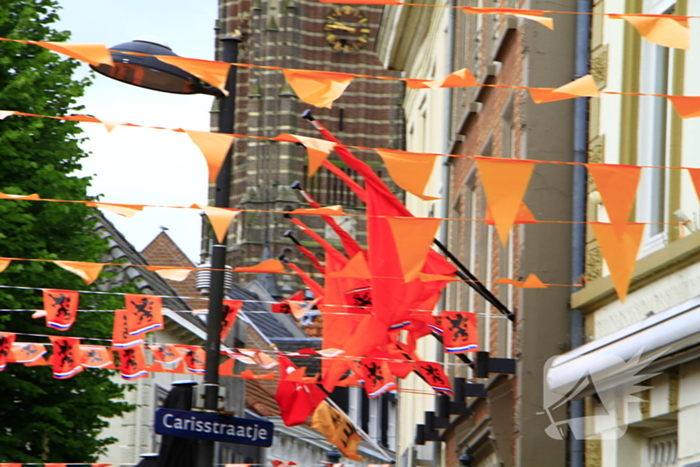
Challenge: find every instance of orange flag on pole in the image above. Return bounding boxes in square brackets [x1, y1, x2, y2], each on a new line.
[282, 70, 354, 108]
[184, 130, 236, 183]
[591, 222, 645, 303]
[587, 163, 642, 238]
[476, 157, 535, 245]
[611, 14, 689, 50]
[387, 217, 442, 282]
[375, 149, 440, 201]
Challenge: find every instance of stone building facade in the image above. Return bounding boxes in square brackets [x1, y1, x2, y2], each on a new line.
[213, 0, 405, 292]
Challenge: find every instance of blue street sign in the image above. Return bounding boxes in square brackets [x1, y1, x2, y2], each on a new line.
[154, 408, 274, 447]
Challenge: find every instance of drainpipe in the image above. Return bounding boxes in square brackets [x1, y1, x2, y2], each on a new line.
[434, 2, 455, 467]
[570, 1, 591, 466]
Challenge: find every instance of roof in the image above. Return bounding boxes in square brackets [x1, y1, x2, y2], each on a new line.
[245, 379, 280, 418]
[94, 214, 206, 344]
[244, 312, 308, 339]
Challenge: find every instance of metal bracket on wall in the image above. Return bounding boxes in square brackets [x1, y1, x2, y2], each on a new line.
[475, 351, 516, 378]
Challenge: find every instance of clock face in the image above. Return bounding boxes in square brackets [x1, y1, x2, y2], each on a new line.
[324, 6, 371, 53]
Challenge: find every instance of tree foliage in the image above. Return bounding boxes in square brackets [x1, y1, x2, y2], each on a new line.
[0, 0, 133, 462]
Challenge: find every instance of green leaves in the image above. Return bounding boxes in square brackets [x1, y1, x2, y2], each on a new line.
[0, 0, 134, 462]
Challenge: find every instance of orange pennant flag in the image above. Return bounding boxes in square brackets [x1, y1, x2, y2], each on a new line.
[0, 110, 17, 120]
[54, 260, 104, 285]
[476, 157, 535, 245]
[440, 68, 478, 88]
[276, 134, 337, 177]
[328, 252, 371, 279]
[156, 55, 232, 95]
[520, 273, 547, 288]
[319, 0, 401, 3]
[591, 223, 645, 302]
[587, 163, 641, 238]
[184, 130, 236, 183]
[0, 192, 40, 200]
[462, 7, 554, 30]
[0, 259, 9, 273]
[375, 149, 440, 201]
[193, 204, 241, 243]
[496, 277, 523, 286]
[34, 42, 114, 67]
[668, 96, 700, 119]
[282, 70, 354, 108]
[529, 75, 600, 103]
[146, 266, 192, 281]
[233, 259, 286, 274]
[611, 14, 689, 50]
[687, 168, 700, 201]
[486, 201, 537, 225]
[88, 202, 145, 218]
[239, 369, 276, 380]
[289, 205, 345, 216]
[387, 217, 442, 282]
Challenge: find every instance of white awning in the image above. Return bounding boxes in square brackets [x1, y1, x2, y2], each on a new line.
[547, 294, 700, 395]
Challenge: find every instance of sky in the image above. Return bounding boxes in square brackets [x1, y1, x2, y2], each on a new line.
[56, 0, 219, 262]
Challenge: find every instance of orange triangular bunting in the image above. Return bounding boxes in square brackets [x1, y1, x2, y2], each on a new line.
[496, 277, 523, 286]
[486, 201, 537, 225]
[234, 259, 286, 274]
[440, 69, 478, 88]
[687, 168, 700, 201]
[156, 55, 232, 95]
[329, 252, 371, 279]
[54, 261, 104, 285]
[280, 135, 337, 177]
[476, 157, 535, 245]
[375, 149, 440, 201]
[591, 223, 645, 303]
[0, 259, 10, 273]
[282, 70, 354, 108]
[387, 217, 442, 282]
[587, 163, 641, 238]
[669, 96, 700, 119]
[35, 42, 114, 67]
[88, 202, 144, 218]
[520, 274, 547, 288]
[289, 205, 345, 216]
[529, 75, 600, 103]
[195, 205, 241, 244]
[146, 266, 192, 281]
[613, 14, 689, 50]
[184, 130, 235, 183]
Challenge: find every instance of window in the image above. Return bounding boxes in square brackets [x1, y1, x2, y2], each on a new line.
[637, 0, 676, 255]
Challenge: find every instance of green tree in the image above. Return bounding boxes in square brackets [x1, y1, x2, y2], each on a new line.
[0, 0, 133, 462]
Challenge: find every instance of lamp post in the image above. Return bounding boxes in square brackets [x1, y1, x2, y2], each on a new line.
[94, 34, 241, 467]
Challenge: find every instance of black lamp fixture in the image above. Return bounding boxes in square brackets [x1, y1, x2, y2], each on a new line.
[90, 36, 222, 97]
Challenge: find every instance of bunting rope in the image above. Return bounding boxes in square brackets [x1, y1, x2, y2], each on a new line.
[5, 109, 700, 170]
[0, 188, 690, 227]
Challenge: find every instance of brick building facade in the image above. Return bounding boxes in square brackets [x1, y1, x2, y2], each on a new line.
[213, 0, 405, 293]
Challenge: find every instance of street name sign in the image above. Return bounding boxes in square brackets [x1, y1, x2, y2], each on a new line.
[154, 408, 274, 447]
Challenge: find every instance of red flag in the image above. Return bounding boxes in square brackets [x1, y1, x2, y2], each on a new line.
[81, 345, 114, 369]
[275, 355, 326, 426]
[414, 361, 452, 394]
[177, 345, 206, 374]
[10, 342, 47, 364]
[0, 332, 16, 370]
[360, 358, 397, 398]
[442, 311, 478, 353]
[271, 290, 305, 314]
[42, 289, 79, 330]
[271, 462, 297, 467]
[149, 344, 183, 364]
[112, 309, 145, 348]
[125, 294, 163, 334]
[49, 336, 83, 379]
[116, 345, 149, 380]
[221, 299, 242, 342]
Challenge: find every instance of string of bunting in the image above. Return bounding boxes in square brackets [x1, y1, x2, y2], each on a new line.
[1, 35, 700, 113]
[0, 462, 393, 467]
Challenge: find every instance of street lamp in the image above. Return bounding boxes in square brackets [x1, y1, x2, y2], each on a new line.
[91, 36, 222, 96]
[94, 34, 241, 467]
